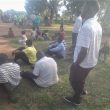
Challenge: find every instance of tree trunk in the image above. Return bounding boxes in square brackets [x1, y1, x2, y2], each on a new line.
[50, 9, 54, 25]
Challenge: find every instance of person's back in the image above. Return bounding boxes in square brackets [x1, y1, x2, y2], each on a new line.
[0, 53, 21, 102]
[14, 39, 37, 65]
[23, 46, 37, 64]
[0, 62, 21, 86]
[33, 56, 59, 87]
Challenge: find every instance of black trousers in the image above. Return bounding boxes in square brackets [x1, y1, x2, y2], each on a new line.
[14, 51, 30, 65]
[69, 64, 93, 103]
[0, 83, 17, 101]
[21, 71, 41, 87]
[72, 33, 78, 55]
[46, 49, 64, 59]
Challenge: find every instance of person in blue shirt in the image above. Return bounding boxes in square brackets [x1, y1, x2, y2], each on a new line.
[46, 37, 66, 58]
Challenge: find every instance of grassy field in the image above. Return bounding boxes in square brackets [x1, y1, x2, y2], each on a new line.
[0, 25, 110, 110]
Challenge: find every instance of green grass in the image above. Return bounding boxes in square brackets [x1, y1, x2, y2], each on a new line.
[0, 25, 110, 110]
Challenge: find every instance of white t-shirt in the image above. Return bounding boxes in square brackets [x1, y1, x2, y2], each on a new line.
[72, 16, 82, 33]
[33, 57, 59, 87]
[19, 34, 27, 46]
[74, 17, 102, 68]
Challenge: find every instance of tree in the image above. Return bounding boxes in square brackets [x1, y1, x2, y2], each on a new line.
[0, 9, 3, 22]
[63, 0, 108, 22]
[101, 0, 110, 33]
[25, 0, 62, 24]
[48, 0, 62, 23]
[25, 0, 47, 15]
[63, 0, 85, 21]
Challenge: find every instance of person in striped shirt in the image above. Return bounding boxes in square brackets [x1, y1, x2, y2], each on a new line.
[0, 53, 21, 102]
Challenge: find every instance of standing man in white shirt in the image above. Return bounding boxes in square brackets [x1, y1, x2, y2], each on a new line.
[72, 10, 82, 53]
[21, 51, 59, 88]
[64, 0, 102, 105]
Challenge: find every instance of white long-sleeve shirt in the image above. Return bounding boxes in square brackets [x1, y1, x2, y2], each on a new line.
[72, 16, 82, 33]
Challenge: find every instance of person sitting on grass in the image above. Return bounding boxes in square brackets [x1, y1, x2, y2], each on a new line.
[42, 30, 49, 40]
[18, 30, 27, 46]
[0, 53, 21, 102]
[46, 37, 66, 59]
[12, 39, 37, 65]
[21, 51, 59, 88]
[8, 27, 15, 38]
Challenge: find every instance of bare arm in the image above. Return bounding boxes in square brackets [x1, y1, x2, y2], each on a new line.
[75, 47, 88, 65]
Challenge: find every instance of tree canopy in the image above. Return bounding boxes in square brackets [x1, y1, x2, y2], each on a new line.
[25, 0, 110, 30]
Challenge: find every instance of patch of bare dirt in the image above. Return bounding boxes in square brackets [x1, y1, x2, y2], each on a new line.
[0, 37, 15, 53]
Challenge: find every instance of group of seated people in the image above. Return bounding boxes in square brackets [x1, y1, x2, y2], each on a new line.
[0, 35, 66, 102]
[0, 24, 66, 102]
[18, 24, 65, 46]
[31, 26, 49, 41]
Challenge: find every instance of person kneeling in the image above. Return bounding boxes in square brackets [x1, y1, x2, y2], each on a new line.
[21, 51, 59, 88]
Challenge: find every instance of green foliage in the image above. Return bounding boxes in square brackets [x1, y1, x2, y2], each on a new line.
[25, 0, 62, 23]
[25, 0, 47, 15]
[63, 0, 109, 24]
[101, 0, 110, 32]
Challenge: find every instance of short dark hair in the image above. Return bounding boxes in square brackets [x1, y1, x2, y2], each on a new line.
[0, 53, 8, 65]
[37, 51, 45, 60]
[21, 30, 26, 35]
[86, 0, 100, 13]
[26, 39, 32, 46]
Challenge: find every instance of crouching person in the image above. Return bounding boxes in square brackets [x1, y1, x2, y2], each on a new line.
[13, 39, 37, 65]
[21, 51, 59, 88]
[46, 37, 66, 59]
[0, 53, 21, 102]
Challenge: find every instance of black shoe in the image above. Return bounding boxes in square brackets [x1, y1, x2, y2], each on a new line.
[82, 90, 88, 95]
[64, 96, 80, 106]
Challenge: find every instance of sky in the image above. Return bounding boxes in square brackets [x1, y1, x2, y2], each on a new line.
[0, 0, 66, 15]
[0, 0, 25, 11]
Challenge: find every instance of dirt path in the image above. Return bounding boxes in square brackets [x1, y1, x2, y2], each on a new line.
[0, 37, 15, 53]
